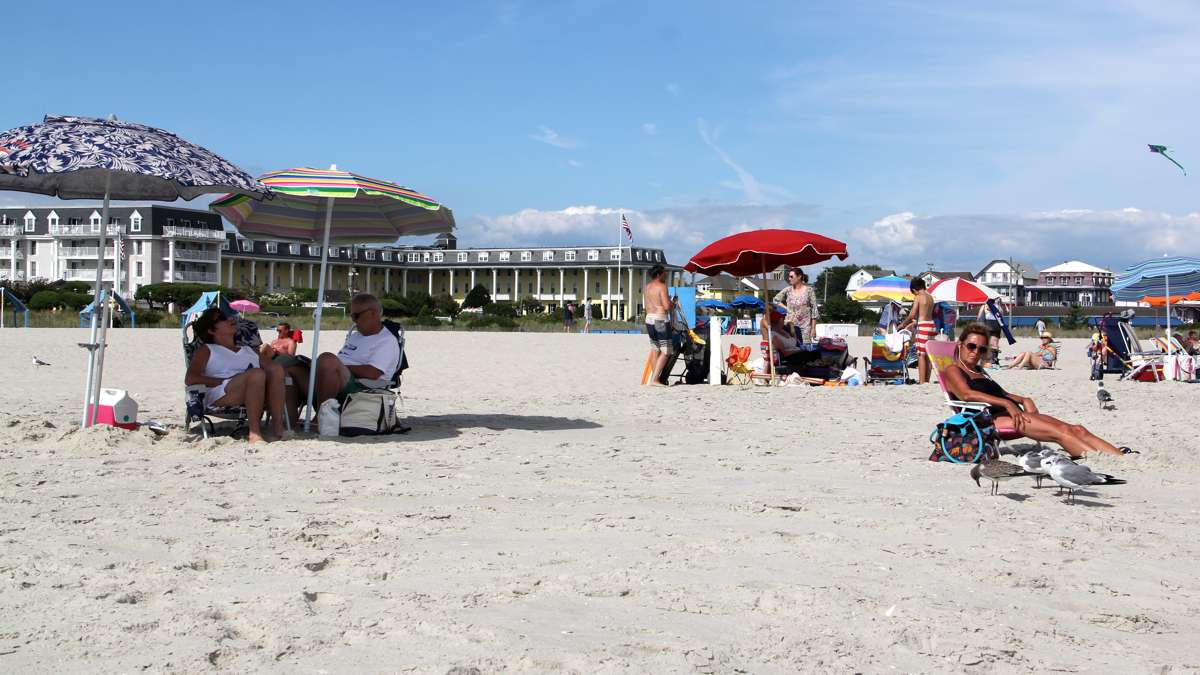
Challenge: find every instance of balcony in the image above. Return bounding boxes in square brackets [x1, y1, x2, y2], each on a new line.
[1, 250, 24, 259]
[63, 268, 122, 281]
[59, 247, 100, 258]
[0, 225, 20, 236]
[0, 270, 25, 280]
[171, 249, 221, 262]
[163, 226, 226, 241]
[173, 271, 218, 283]
[50, 223, 124, 236]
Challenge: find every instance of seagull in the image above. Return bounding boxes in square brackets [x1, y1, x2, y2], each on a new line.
[1016, 448, 1066, 488]
[1043, 455, 1127, 504]
[31, 356, 51, 367]
[1096, 381, 1113, 410]
[970, 459, 1038, 496]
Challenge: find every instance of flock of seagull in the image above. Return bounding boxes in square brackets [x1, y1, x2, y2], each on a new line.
[970, 447, 1127, 504]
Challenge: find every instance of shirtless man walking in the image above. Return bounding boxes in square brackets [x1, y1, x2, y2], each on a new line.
[643, 264, 674, 386]
[897, 277, 936, 384]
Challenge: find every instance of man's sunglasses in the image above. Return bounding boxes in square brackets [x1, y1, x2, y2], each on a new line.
[963, 342, 991, 356]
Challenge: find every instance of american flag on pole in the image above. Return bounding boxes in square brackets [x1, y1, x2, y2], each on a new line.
[117, 237, 125, 260]
[621, 213, 633, 242]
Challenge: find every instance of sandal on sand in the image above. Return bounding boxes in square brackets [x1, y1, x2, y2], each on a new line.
[1120, 447, 1139, 455]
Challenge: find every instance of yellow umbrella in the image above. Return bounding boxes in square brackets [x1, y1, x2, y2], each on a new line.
[850, 275, 914, 302]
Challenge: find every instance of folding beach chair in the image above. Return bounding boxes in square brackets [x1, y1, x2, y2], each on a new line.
[927, 340, 1042, 453]
[725, 344, 753, 385]
[867, 330, 909, 384]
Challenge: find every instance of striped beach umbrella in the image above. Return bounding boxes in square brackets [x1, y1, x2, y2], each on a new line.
[210, 166, 454, 244]
[211, 166, 454, 431]
[928, 277, 999, 304]
[1113, 256, 1200, 348]
[850, 275, 913, 302]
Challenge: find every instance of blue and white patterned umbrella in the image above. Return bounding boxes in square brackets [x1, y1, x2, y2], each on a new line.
[1112, 256, 1200, 350]
[0, 115, 270, 427]
[0, 115, 269, 200]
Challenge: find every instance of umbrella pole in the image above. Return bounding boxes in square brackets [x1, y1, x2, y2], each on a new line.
[303, 196, 335, 432]
[81, 170, 112, 427]
[763, 262, 775, 384]
[1165, 273, 1172, 354]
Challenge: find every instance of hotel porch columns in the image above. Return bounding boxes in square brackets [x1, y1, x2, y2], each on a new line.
[167, 240, 176, 283]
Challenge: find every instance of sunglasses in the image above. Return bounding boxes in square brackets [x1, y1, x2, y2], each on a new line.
[963, 342, 991, 356]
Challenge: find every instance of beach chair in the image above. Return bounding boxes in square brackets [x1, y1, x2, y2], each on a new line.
[725, 344, 753, 385]
[867, 330, 909, 384]
[926, 340, 1041, 453]
[182, 318, 291, 439]
[1116, 321, 1165, 381]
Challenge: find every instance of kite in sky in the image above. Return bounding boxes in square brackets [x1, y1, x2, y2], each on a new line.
[1148, 144, 1187, 175]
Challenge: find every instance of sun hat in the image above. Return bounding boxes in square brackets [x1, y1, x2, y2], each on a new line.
[1040, 331, 1053, 339]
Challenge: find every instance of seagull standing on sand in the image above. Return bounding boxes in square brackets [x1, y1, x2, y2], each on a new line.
[1016, 448, 1068, 488]
[970, 459, 1038, 496]
[1096, 381, 1113, 410]
[31, 356, 51, 367]
[1043, 455, 1127, 504]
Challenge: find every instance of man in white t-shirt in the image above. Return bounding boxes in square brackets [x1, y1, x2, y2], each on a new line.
[306, 293, 400, 411]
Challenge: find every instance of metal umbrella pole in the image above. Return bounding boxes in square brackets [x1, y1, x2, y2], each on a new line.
[762, 261, 775, 384]
[81, 169, 113, 427]
[303, 196, 335, 432]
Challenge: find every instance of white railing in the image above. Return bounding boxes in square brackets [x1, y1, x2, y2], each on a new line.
[0, 270, 24, 280]
[63, 268, 121, 281]
[50, 223, 124, 236]
[0, 225, 20, 236]
[172, 249, 221, 262]
[174, 271, 218, 283]
[493, 293, 511, 301]
[1, 250, 24, 259]
[163, 226, 225, 240]
[58, 247, 100, 257]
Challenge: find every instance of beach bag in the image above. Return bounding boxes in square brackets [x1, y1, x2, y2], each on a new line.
[928, 410, 999, 463]
[339, 389, 398, 437]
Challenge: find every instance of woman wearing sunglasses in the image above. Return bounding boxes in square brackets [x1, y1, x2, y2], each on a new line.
[941, 323, 1133, 458]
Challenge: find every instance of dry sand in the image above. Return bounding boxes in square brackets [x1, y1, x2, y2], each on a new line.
[0, 327, 1197, 673]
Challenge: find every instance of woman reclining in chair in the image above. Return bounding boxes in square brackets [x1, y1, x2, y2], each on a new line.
[942, 323, 1134, 458]
[185, 307, 290, 444]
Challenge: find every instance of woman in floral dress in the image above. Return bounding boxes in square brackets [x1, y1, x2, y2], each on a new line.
[773, 268, 820, 343]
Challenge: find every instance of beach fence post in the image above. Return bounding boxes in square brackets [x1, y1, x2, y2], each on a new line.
[709, 313, 721, 385]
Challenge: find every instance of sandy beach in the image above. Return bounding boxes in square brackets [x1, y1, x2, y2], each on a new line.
[1, 328, 1198, 673]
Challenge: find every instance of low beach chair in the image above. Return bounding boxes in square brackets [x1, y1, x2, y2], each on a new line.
[867, 330, 909, 384]
[927, 340, 1041, 453]
[725, 344, 752, 385]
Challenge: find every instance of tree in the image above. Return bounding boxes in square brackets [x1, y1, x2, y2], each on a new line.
[432, 292, 460, 318]
[462, 284, 492, 309]
[28, 290, 63, 310]
[1060, 304, 1084, 330]
[813, 264, 883, 304]
[518, 295, 542, 315]
[819, 294, 869, 323]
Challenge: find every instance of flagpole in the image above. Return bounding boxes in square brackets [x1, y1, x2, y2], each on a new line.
[616, 214, 622, 320]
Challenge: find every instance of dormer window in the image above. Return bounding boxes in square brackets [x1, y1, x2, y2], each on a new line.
[477, 252, 489, 262]
[89, 210, 101, 232]
[542, 251, 554, 261]
[609, 250, 620, 260]
[498, 251, 510, 262]
[457, 252, 468, 262]
[289, 243, 300, 255]
[221, 240, 231, 251]
[407, 252, 419, 262]
[328, 247, 338, 258]
[433, 252, 444, 263]
[265, 242, 278, 254]
[310, 245, 322, 257]
[381, 251, 392, 261]
[240, 239, 253, 252]
[565, 250, 576, 261]
[587, 250, 599, 261]
[365, 250, 376, 260]
[24, 211, 35, 232]
[130, 211, 143, 232]
[520, 251, 532, 262]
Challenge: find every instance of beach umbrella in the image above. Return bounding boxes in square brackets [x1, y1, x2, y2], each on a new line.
[696, 299, 732, 311]
[1113, 256, 1200, 351]
[229, 299, 261, 314]
[0, 114, 269, 427]
[928, 277, 999, 304]
[211, 166, 455, 431]
[684, 229, 849, 382]
[729, 295, 765, 310]
[851, 274, 914, 302]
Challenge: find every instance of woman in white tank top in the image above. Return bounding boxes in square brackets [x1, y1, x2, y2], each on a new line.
[185, 307, 289, 443]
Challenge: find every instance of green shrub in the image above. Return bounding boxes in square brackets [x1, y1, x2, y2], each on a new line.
[29, 290, 62, 310]
[468, 315, 517, 330]
[483, 303, 517, 318]
[380, 298, 405, 316]
[60, 291, 93, 310]
[462, 284, 492, 309]
[407, 311, 443, 327]
[138, 309, 164, 326]
[432, 292, 460, 318]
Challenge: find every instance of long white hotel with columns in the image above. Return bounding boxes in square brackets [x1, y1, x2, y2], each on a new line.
[2, 205, 682, 319]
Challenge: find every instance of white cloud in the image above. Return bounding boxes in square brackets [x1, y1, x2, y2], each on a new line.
[641, 122, 658, 136]
[851, 208, 1200, 273]
[666, 83, 681, 97]
[696, 118, 794, 204]
[529, 125, 579, 149]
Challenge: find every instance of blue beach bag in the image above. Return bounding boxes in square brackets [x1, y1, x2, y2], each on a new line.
[929, 410, 999, 464]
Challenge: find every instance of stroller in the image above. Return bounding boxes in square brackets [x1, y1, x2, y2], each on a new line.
[1092, 312, 1164, 381]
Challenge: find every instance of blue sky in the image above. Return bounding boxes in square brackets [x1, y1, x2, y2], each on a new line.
[4, 0, 1198, 275]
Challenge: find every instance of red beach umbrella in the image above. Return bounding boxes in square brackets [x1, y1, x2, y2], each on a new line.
[928, 277, 999, 304]
[684, 229, 850, 383]
[683, 229, 849, 277]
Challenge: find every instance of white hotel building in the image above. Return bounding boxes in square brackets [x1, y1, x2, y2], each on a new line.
[2, 205, 680, 319]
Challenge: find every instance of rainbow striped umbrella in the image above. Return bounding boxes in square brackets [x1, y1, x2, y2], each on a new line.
[850, 275, 913, 302]
[211, 166, 454, 431]
[210, 166, 454, 244]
